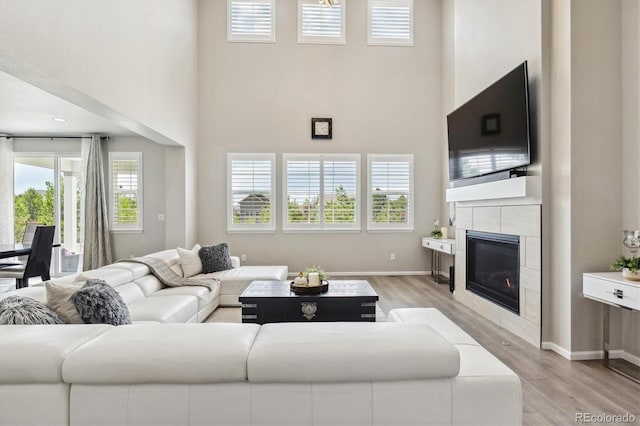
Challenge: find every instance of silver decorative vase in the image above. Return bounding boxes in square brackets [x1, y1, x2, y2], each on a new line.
[623, 230, 640, 257]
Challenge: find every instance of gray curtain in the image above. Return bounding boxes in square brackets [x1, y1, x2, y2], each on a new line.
[82, 135, 112, 269]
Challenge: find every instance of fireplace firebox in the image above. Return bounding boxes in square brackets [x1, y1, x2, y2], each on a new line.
[466, 231, 520, 314]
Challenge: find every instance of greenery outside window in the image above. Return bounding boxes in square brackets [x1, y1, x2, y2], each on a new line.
[227, 153, 276, 232]
[283, 153, 360, 232]
[109, 152, 143, 232]
[367, 154, 414, 231]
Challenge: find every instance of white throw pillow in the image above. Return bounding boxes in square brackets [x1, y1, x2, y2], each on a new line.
[177, 245, 202, 278]
[46, 281, 84, 324]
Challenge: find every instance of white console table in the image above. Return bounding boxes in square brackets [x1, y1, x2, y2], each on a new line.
[583, 272, 639, 383]
[422, 237, 455, 284]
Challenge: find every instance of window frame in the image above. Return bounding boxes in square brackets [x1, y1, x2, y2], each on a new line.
[367, 0, 414, 47]
[298, 0, 346, 45]
[367, 153, 414, 232]
[108, 151, 143, 233]
[282, 153, 360, 233]
[227, 0, 276, 43]
[227, 153, 276, 233]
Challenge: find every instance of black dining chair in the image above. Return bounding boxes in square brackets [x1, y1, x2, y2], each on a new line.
[0, 226, 55, 289]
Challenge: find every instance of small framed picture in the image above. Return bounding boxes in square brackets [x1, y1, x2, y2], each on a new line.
[311, 118, 332, 139]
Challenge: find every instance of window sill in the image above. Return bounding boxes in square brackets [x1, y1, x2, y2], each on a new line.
[110, 229, 143, 234]
[282, 228, 361, 234]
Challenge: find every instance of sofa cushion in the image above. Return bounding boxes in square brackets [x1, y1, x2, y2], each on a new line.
[45, 281, 84, 324]
[387, 308, 480, 345]
[198, 243, 233, 273]
[0, 286, 46, 304]
[62, 323, 260, 384]
[71, 280, 131, 326]
[81, 268, 134, 288]
[247, 322, 460, 383]
[0, 295, 63, 325]
[177, 246, 203, 278]
[150, 284, 219, 313]
[102, 262, 152, 280]
[132, 275, 165, 297]
[113, 282, 146, 305]
[0, 325, 112, 383]
[145, 249, 183, 276]
[127, 295, 198, 323]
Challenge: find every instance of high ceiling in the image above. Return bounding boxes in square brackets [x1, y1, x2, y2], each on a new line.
[0, 71, 133, 137]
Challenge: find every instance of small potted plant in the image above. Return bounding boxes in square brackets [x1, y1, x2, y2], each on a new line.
[430, 219, 443, 238]
[304, 265, 328, 283]
[610, 256, 640, 280]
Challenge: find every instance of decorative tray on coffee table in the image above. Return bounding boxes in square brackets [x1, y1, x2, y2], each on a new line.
[290, 281, 329, 295]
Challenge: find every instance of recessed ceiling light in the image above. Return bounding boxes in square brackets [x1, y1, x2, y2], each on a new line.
[52, 117, 67, 122]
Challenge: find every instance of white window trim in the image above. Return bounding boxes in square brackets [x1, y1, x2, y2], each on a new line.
[367, 153, 414, 232]
[298, 0, 346, 45]
[283, 153, 360, 232]
[227, 153, 276, 233]
[109, 152, 143, 233]
[367, 0, 414, 47]
[227, 0, 276, 43]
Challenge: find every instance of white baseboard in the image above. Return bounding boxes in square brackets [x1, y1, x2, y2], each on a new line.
[541, 341, 640, 366]
[541, 341, 571, 359]
[288, 271, 429, 277]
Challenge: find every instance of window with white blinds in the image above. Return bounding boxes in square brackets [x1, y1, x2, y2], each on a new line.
[283, 154, 360, 231]
[367, 0, 414, 46]
[367, 154, 414, 231]
[227, 0, 275, 43]
[298, 0, 345, 44]
[109, 152, 143, 232]
[227, 153, 276, 232]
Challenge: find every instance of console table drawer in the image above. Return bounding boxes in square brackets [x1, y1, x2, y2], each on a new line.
[422, 237, 455, 254]
[583, 274, 640, 310]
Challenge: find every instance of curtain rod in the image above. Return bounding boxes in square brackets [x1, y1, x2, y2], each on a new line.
[6, 136, 110, 141]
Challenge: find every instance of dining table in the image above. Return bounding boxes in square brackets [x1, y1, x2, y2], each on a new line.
[0, 242, 61, 266]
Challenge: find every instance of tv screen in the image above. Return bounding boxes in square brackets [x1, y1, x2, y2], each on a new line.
[447, 61, 531, 183]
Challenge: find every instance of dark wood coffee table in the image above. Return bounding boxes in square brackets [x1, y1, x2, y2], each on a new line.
[239, 280, 378, 324]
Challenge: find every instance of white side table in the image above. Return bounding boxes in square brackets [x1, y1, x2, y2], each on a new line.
[583, 272, 639, 383]
[422, 237, 455, 284]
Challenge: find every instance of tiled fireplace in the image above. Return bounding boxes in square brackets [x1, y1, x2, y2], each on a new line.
[454, 203, 541, 347]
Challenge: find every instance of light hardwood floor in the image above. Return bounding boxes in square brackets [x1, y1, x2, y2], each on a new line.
[354, 274, 640, 426]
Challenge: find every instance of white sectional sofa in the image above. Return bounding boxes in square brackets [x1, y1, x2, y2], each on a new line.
[0, 248, 288, 323]
[0, 308, 522, 426]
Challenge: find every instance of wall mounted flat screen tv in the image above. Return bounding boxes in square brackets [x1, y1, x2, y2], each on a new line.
[447, 61, 531, 184]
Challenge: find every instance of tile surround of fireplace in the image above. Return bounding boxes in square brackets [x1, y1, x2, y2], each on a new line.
[454, 203, 541, 347]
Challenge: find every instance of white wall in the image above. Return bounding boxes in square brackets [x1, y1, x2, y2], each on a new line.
[197, 0, 442, 273]
[0, 0, 199, 250]
[103, 136, 167, 260]
[569, 0, 622, 353]
[545, 0, 572, 350]
[620, 0, 640, 360]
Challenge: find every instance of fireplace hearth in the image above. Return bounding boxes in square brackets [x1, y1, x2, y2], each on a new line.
[466, 231, 520, 314]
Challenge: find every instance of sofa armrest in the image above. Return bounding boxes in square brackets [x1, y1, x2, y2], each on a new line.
[230, 256, 240, 268]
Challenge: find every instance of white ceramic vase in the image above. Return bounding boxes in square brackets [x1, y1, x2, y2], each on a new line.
[622, 268, 640, 281]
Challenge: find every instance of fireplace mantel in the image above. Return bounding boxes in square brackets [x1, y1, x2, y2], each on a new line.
[446, 176, 541, 203]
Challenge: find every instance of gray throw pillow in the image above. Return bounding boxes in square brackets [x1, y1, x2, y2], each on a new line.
[0, 295, 64, 325]
[198, 243, 234, 273]
[71, 279, 131, 326]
